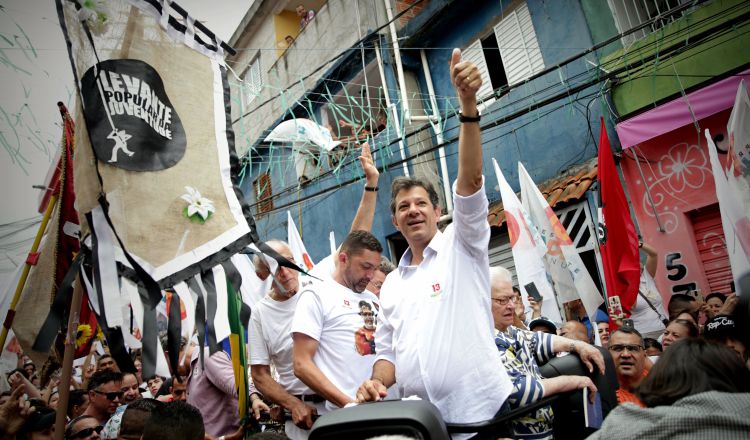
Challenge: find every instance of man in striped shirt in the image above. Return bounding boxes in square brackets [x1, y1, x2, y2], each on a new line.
[491, 266, 604, 439]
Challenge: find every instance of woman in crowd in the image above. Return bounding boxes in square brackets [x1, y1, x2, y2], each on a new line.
[661, 318, 698, 350]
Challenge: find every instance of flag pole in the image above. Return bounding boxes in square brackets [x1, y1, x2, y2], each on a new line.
[0, 194, 59, 351]
[53, 275, 84, 440]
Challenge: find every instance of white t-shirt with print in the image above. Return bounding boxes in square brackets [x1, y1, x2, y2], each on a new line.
[291, 278, 379, 412]
[248, 293, 310, 395]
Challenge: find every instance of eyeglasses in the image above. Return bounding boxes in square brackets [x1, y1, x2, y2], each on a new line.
[609, 344, 643, 353]
[70, 425, 103, 439]
[172, 389, 186, 395]
[492, 296, 518, 305]
[92, 389, 124, 401]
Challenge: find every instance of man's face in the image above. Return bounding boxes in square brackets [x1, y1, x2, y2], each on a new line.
[597, 322, 610, 347]
[359, 306, 376, 330]
[147, 377, 163, 396]
[171, 380, 187, 402]
[366, 270, 386, 297]
[392, 187, 440, 249]
[491, 279, 516, 331]
[96, 357, 118, 372]
[559, 321, 589, 343]
[23, 363, 35, 377]
[120, 374, 141, 404]
[341, 249, 381, 293]
[296, 5, 306, 17]
[609, 332, 645, 380]
[270, 244, 299, 298]
[69, 415, 101, 440]
[90, 380, 122, 415]
[706, 297, 723, 318]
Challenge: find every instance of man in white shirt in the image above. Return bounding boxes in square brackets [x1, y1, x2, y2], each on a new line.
[356, 48, 512, 435]
[291, 231, 382, 414]
[249, 240, 317, 440]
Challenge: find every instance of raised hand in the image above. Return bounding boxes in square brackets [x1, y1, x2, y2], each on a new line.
[357, 142, 379, 186]
[449, 48, 482, 102]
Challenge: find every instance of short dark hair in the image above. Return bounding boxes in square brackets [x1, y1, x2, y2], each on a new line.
[359, 300, 373, 310]
[65, 415, 98, 439]
[636, 338, 750, 407]
[340, 230, 383, 256]
[66, 389, 88, 419]
[389, 176, 440, 215]
[705, 292, 726, 304]
[87, 370, 123, 391]
[610, 326, 644, 345]
[667, 294, 697, 320]
[142, 401, 205, 440]
[667, 318, 699, 338]
[121, 398, 164, 440]
[643, 338, 662, 352]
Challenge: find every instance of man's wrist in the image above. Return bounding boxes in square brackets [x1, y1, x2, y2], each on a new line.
[370, 376, 386, 386]
[569, 341, 577, 353]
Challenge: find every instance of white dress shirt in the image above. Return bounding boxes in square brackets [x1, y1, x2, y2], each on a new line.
[375, 179, 512, 426]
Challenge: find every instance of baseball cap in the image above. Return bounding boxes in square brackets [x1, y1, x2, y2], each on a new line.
[703, 315, 738, 341]
[529, 317, 557, 333]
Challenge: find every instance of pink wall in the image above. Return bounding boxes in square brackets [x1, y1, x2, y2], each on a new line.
[619, 109, 732, 305]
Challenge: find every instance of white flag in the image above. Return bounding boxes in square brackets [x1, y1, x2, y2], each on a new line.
[519, 163, 604, 320]
[706, 128, 750, 290]
[493, 159, 563, 323]
[287, 211, 315, 271]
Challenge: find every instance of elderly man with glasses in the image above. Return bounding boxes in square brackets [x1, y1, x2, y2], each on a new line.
[490, 266, 604, 440]
[608, 327, 648, 406]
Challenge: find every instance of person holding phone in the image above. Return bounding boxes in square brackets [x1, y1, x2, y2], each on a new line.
[630, 241, 669, 339]
[489, 265, 605, 439]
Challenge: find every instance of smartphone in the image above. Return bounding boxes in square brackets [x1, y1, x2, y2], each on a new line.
[622, 318, 634, 329]
[608, 295, 624, 318]
[524, 282, 543, 302]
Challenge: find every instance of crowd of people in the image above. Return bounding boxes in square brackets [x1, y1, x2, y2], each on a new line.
[1, 49, 749, 440]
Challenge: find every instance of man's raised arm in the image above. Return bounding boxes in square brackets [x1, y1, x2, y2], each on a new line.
[450, 48, 484, 196]
[350, 142, 380, 232]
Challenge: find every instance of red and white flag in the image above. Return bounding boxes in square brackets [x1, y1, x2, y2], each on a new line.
[519, 163, 603, 320]
[493, 159, 563, 323]
[287, 211, 315, 271]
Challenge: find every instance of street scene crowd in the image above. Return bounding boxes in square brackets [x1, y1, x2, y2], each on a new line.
[1, 44, 749, 440]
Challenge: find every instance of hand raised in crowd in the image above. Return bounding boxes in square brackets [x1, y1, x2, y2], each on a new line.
[719, 293, 738, 316]
[449, 48, 482, 101]
[355, 378, 388, 403]
[574, 341, 606, 375]
[0, 385, 36, 437]
[357, 142, 379, 185]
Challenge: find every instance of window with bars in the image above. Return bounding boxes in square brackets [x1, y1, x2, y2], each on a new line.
[607, 0, 693, 46]
[253, 172, 273, 214]
[241, 56, 262, 106]
[462, 2, 545, 105]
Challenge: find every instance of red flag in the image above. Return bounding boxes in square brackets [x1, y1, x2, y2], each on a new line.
[597, 118, 640, 322]
[56, 103, 99, 358]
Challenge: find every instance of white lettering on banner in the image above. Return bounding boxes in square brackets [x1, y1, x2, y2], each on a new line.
[100, 69, 174, 139]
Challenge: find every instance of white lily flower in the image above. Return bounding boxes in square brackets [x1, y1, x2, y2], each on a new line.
[181, 186, 215, 222]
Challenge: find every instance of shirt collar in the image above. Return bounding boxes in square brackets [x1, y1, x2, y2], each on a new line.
[397, 229, 445, 273]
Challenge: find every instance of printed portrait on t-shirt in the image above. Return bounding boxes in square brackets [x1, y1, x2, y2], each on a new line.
[355, 300, 377, 355]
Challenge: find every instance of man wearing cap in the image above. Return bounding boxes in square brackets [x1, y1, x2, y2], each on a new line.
[704, 315, 748, 368]
[490, 265, 604, 439]
[529, 317, 557, 335]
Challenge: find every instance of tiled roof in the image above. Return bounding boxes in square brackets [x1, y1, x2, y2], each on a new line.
[487, 158, 598, 227]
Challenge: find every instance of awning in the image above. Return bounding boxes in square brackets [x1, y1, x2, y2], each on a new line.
[488, 158, 597, 227]
[616, 69, 750, 148]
